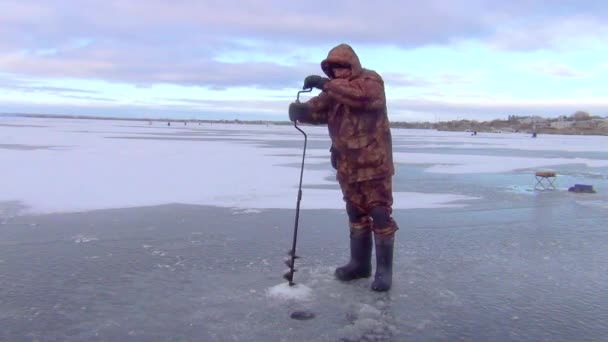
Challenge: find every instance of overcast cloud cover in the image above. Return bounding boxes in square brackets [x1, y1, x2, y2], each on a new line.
[1, 0, 608, 121]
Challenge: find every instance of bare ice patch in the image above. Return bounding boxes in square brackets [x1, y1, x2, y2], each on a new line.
[339, 303, 399, 341]
[266, 283, 312, 301]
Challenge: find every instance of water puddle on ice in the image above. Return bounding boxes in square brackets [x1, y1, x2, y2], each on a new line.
[266, 283, 312, 301]
[503, 185, 535, 195]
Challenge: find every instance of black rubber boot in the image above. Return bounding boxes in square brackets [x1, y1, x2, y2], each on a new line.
[335, 229, 372, 281]
[371, 233, 394, 292]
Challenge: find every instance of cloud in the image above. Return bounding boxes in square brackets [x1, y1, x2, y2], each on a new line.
[522, 62, 586, 78]
[1, 1, 607, 86]
[383, 72, 473, 90]
[383, 73, 432, 88]
[1, 0, 608, 113]
[0, 49, 318, 89]
[0, 0, 490, 48]
[59, 95, 118, 102]
[3, 1, 606, 49]
[0, 75, 101, 95]
[487, 14, 608, 51]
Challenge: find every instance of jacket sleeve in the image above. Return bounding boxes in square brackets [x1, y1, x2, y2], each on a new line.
[323, 77, 385, 111]
[302, 91, 331, 124]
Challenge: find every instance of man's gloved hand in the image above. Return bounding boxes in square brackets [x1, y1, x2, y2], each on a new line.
[289, 102, 310, 122]
[303, 75, 329, 90]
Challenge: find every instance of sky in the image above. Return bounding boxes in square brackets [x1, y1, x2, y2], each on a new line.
[1, 0, 608, 122]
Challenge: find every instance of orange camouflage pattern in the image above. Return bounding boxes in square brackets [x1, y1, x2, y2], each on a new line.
[298, 44, 395, 185]
[342, 177, 397, 235]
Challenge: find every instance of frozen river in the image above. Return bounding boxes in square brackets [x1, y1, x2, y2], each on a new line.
[1, 117, 607, 340]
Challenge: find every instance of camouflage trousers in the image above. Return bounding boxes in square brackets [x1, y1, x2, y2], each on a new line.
[339, 177, 398, 236]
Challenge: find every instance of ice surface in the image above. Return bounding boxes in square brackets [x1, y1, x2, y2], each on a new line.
[266, 283, 313, 301]
[0, 117, 606, 217]
[394, 131, 608, 153]
[394, 151, 608, 174]
[0, 117, 504, 214]
[0, 121, 607, 341]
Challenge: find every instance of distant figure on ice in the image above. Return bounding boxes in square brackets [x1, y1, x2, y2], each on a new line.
[471, 131, 477, 136]
[288, 43, 398, 291]
[167, 122, 171, 126]
[532, 132, 537, 138]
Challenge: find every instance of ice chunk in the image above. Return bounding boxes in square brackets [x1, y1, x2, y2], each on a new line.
[266, 283, 312, 301]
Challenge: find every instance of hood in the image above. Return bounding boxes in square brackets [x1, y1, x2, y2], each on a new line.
[321, 43, 363, 79]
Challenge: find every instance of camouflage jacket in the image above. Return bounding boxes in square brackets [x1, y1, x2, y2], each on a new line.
[300, 44, 395, 184]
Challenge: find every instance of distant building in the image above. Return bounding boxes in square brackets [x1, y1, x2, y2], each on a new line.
[534, 121, 551, 129]
[519, 116, 545, 124]
[573, 120, 599, 129]
[551, 120, 575, 129]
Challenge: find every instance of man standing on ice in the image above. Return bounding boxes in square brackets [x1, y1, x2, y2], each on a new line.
[288, 43, 398, 291]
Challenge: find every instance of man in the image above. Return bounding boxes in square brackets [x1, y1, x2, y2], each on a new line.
[288, 43, 398, 291]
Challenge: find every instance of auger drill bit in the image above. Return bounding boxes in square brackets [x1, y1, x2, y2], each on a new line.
[283, 252, 300, 284]
[283, 88, 311, 286]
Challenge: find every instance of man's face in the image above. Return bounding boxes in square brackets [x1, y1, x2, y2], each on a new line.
[332, 64, 351, 79]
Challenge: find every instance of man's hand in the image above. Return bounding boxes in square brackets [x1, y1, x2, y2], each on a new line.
[289, 102, 310, 122]
[303, 75, 329, 90]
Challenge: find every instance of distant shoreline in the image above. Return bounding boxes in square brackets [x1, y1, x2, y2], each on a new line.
[2, 112, 607, 136]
